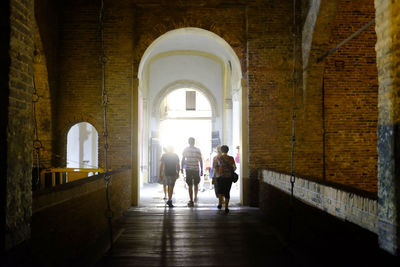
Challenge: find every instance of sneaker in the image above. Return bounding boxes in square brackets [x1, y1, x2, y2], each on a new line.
[187, 201, 194, 207]
[166, 200, 174, 208]
[217, 204, 222, 210]
[194, 198, 198, 203]
[225, 208, 230, 213]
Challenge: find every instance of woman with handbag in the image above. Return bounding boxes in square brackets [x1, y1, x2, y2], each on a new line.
[213, 145, 236, 213]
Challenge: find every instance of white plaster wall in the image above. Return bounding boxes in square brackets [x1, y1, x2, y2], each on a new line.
[148, 55, 223, 134]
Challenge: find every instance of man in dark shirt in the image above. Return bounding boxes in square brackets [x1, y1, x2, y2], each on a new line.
[159, 146, 180, 207]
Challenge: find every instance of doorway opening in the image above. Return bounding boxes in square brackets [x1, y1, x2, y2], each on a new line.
[67, 122, 98, 169]
[159, 88, 212, 159]
[136, 27, 245, 207]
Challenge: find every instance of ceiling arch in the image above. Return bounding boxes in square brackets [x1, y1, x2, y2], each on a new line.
[138, 27, 242, 90]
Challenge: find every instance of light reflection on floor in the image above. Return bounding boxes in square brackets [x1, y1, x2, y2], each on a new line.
[139, 177, 240, 208]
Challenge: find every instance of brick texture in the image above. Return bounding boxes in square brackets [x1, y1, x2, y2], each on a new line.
[261, 170, 378, 233]
[32, 0, 381, 197]
[53, 0, 135, 169]
[6, 0, 34, 250]
[33, 22, 52, 168]
[323, 0, 378, 193]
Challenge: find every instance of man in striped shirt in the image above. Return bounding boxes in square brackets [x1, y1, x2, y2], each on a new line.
[181, 137, 203, 207]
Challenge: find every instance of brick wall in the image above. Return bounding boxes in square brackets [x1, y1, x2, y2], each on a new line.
[32, 168, 132, 265]
[0, 0, 11, 252]
[34, 0, 59, 167]
[323, 0, 378, 192]
[48, 0, 380, 198]
[246, 1, 300, 205]
[33, 22, 53, 168]
[132, 3, 246, 71]
[261, 170, 378, 233]
[4, 0, 34, 250]
[246, 1, 324, 186]
[53, 0, 135, 169]
[34, 0, 381, 206]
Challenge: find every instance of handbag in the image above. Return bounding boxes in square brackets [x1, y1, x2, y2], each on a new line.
[232, 171, 239, 183]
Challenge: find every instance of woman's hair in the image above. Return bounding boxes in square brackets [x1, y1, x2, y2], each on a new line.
[221, 145, 229, 153]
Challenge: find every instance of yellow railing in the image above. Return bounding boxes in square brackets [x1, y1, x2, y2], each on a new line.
[40, 168, 105, 188]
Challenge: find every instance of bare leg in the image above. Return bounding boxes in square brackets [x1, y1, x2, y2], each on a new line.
[163, 184, 167, 199]
[188, 184, 193, 202]
[194, 184, 199, 202]
[225, 197, 230, 209]
[218, 194, 224, 206]
[168, 185, 174, 201]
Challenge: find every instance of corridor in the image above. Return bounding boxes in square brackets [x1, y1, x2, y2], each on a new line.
[4, 0, 400, 264]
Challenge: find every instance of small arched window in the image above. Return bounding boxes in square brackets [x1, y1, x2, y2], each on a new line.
[67, 122, 98, 168]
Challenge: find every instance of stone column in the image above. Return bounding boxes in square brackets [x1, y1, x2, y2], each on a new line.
[132, 77, 139, 206]
[1, 0, 34, 251]
[240, 78, 252, 205]
[224, 98, 233, 150]
[375, 0, 400, 255]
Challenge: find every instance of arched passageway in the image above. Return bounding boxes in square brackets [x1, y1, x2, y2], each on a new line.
[136, 28, 245, 207]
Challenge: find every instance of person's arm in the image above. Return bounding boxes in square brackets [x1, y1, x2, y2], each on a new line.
[159, 161, 164, 180]
[199, 151, 203, 176]
[211, 157, 217, 184]
[181, 152, 185, 174]
[212, 156, 218, 178]
[231, 156, 237, 171]
[176, 155, 180, 178]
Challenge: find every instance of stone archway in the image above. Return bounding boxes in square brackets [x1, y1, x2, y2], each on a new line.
[134, 27, 246, 206]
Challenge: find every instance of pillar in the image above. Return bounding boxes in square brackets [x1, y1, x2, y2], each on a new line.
[132, 77, 139, 206]
[375, 0, 400, 255]
[1, 0, 34, 251]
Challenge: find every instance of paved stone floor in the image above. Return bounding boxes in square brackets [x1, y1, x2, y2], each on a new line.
[139, 178, 241, 208]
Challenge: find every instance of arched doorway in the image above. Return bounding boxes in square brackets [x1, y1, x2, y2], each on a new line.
[67, 122, 98, 169]
[136, 27, 245, 206]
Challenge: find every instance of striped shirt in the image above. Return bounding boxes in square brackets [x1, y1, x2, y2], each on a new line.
[182, 146, 202, 171]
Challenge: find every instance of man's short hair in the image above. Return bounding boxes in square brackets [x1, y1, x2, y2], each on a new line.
[188, 137, 195, 145]
[221, 145, 229, 153]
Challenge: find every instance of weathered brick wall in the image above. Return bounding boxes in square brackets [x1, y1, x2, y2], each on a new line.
[5, 0, 34, 250]
[132, 3, 246, 74]
[247, 1, 323, 187]
[0, 0, 11, 252]
[53, 0, 135, 169]
[261, 170, 378, 233]
[34, 0, 59, 167]
[33, 22, 52, 168]
[35, 0, 381, 205]
[323, 0, 378, 192]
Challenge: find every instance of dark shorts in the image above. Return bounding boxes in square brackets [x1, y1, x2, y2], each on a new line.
[216, 177, 233, 199]
[185, 169, 200, 186]
[163, 175, 177, 186]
